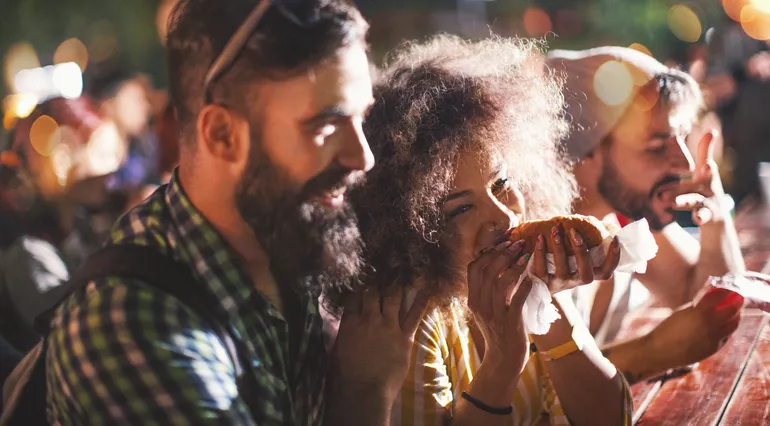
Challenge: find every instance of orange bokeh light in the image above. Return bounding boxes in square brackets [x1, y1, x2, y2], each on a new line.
[523, 8, 553, 37]
[54, 38, 89, 72]
[741, 4, 770, 40]
[628, 43, 652, 57]
[723, 0, 750, 21]
[29, 115, 61, 157]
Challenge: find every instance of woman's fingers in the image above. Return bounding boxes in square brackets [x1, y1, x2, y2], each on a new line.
[361, 287, 381, 318]
[533, 234, 547, 278]
[381, 286, 402, 324]
[570, 229, 595, 284]
[509, 276, 534, 311]
[594, 237, 620, 280]
[551, 226, 569, 279]
[468, 245, 506, 310]
[500, 256, 529, 305]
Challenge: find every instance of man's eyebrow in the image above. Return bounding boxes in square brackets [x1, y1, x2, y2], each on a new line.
[303, 99, 375, 127]
[651, 131, 676, 140]
[303, 105, 350, 127]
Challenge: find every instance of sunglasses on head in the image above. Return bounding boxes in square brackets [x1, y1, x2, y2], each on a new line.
[203, 0, 319, 104]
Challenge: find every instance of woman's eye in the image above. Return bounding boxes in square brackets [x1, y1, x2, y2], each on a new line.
[447, 204, 474, 218]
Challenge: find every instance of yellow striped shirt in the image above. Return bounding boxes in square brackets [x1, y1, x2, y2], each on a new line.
[391, 301, 633, 426]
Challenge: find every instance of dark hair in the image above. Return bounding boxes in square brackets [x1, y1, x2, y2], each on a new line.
[165, 0, 368, 143]
[352, 35, 576, 306]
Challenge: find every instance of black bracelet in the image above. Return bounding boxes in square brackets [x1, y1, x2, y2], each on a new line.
[460, 392, 513, 415]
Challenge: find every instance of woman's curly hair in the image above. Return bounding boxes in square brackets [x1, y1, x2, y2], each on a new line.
[351, 35, 577, 306]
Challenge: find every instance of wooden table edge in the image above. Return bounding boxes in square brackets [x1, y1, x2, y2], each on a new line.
[715, 312, 769, 426]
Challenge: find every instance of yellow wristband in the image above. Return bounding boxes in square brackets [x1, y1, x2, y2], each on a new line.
[539, 324, 587, 361]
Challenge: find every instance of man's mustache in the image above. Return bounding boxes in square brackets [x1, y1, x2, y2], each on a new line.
[648, 175, 681, 199]
[300, 164, 366, 199]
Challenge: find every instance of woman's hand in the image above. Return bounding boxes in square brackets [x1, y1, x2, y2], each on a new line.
[328, 287, 430, 401]
[533, 225, 621, 294]
[467, 240, 534, 379]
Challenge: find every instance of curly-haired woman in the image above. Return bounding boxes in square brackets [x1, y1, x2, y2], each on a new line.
[351, 36, 633, 426]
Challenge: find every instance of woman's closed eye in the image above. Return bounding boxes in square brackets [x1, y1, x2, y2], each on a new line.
[447, 203, 474, 218]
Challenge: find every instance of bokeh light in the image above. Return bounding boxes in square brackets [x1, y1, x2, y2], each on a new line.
[523, 8, 553, 37]
[0, 151, 21, 168]
[594, 60, 634, 107]
[628, 43, 653, 57]
[52, 63, 84, 99]
[88, 21, 119, 63]
[741, 4, 770, 40]
[668, 5, 702, 43]
[751, 0, 770, 13]
[51, 143, 73, 186]
[53, 38, 89, 72]
[723, 0, 750, 21]
[29, 115, 61, 157]
[3, 42, 40, 91]
[3, 93, 39, 119]
[86, 123, 124, 176]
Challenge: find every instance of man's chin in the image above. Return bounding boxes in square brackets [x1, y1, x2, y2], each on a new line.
[645, 209, 676, 231]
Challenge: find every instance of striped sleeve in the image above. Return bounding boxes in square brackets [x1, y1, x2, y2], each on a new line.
[392, 311, 454, 426]
[45, 278, 255, 425]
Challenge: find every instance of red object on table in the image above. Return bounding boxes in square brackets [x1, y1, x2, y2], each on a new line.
[625, 198, 770, 424]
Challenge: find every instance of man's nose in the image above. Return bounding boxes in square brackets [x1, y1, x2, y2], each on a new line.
[671, 136, 696, 174]
[336, 120, 375, 173]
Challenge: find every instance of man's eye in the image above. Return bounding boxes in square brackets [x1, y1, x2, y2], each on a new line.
[648, 145, 666, 154]
[316, 123, 338, 137]
[447, 204, 474, 218]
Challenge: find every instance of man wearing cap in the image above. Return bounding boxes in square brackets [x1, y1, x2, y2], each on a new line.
[547, 47, 745, 384]
[44, 0, 427, 424]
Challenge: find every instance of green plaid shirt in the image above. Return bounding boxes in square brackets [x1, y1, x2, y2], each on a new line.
[45, 173, 327, 425]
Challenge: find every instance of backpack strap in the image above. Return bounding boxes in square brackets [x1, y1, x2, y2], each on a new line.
[34, 244, 258, 416]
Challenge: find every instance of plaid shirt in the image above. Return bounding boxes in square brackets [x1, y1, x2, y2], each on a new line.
[45, 172, 327, 425]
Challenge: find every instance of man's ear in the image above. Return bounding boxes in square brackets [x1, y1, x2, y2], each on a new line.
[196, 105, 245, 164]
[573, 144, 604, 185]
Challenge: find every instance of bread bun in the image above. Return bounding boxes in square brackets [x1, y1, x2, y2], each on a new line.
[510, 215, 614, 255]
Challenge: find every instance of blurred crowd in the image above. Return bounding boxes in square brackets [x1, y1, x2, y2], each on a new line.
[0, 58, 179, 351]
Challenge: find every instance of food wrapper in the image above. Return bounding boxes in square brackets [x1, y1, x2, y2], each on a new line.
[700, 272, 770, 312]
[515, 219, 659, 335]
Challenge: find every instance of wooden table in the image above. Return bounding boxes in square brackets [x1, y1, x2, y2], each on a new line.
[630, 310, 769, 425]
[627, 199, 770, 424]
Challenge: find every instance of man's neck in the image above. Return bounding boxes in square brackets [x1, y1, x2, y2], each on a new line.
[178, 162, 285, 312]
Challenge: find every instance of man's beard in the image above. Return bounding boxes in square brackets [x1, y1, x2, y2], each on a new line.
[235, 140, 365, 296]
[597, 158, 679, 231]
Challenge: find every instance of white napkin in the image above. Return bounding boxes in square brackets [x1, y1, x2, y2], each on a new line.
[515, 219, 659, 335]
